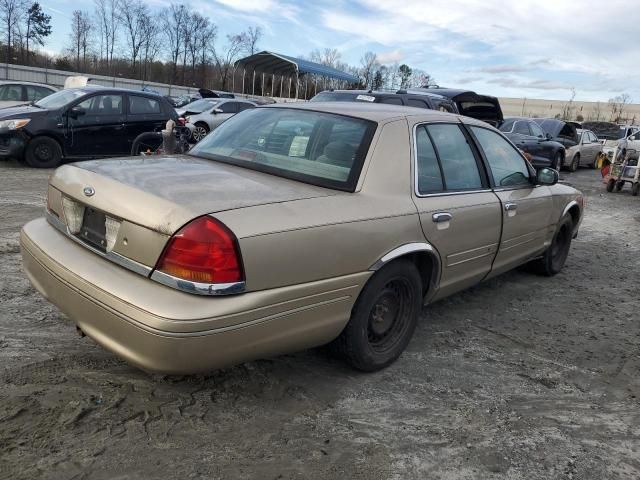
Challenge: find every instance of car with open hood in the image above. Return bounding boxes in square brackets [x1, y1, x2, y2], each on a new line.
[21, 102, 583, 374]
[0, 86, 177, 167]
[499, 117, 566, 170]
[582, 121, 638, 163]
[532, 119, 601, 170]
[416, 87, 504, 127]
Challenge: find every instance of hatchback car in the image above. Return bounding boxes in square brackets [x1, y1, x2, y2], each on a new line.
[499, 117, 566, 170]
[0, 81, 57, 109]
[0, 86, 177, 167]
[21, 103, 583, 374]
[185, 98, 257, 142]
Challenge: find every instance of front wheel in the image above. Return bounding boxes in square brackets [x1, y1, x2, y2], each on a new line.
[330, 259, 422, 372]
[570, 154, 579, 172]
[553, 152, 564, 171]
[24, 137, 62, 168]
[191, 123, 210, 143]
[528, 213, 573, 276]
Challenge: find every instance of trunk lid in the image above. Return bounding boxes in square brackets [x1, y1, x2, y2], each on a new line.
[50, 155, 340, 236]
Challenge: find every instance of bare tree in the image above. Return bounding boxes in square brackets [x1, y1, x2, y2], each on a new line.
[140, 18, 160, 82]
[359, 51, 378, 89]
[68, 10, 91, 70]
[0, 0, 28, 64]
[117, 0, 148, 77]
[161, 4, 188, 83]
[94, 0, 118, 73]
[194, 16, 216, 86]
[242, 26, 262, 55]
[608, 93, 631, 123]
[212, 33, 246, 91]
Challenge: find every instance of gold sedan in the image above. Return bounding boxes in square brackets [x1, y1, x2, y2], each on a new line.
[21, 102, 584, 374]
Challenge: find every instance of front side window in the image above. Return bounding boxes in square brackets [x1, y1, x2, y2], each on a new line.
[470, 126, 530, 187]
[426, 124, 483, 190]
[26, 86, 53, 101]
[76, 94, 123, 115]
[415, 126, 443, 194]
[529, 122, 546, 138]
[512, 121, 530, 135]
[35, 89, 86, 109]
[189, 108, 375, 191]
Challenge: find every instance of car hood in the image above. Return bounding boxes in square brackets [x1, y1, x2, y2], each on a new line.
[0, 104, 51, 119]
[50, 155, 341, 235]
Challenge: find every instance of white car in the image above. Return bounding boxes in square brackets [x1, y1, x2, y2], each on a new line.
[185, 99, 257, 142]
[0, 81, 57, 108]
[583, 122, 638, 163]
[565, 129, 603, 170]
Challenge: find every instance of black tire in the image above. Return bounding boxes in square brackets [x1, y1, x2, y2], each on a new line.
[131, 132, 163, 156]
[606, 178, 615, 192]
[330, 259, 422, 372]
[553, 152, 563, 171]
[615, 181, 624, 192]
[191, 122, 209, 143]
[24, 137, 62, 168]
[632, 183, 640, 196]
[528, 213, 573, 276]
[570, 154, 579, 172]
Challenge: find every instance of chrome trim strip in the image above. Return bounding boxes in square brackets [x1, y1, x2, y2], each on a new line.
[150, 269, 246, 296]
[47, 211, 152, 277]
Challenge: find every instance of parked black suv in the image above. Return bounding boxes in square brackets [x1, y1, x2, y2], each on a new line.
[0, 86, 177, 167]
[311, 87, 504, 126]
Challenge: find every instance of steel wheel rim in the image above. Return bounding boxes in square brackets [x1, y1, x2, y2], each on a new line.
[367, 277, 413, 353]
[35, 144, 52, 161]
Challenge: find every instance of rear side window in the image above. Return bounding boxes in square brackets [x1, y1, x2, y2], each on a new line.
[219, 102, 239, 113]
[415, 126, 444, 194]
[129, 96, 161, 114]
[426, 124, 483, 190]
[470, 126, 530, 187]
[407, 98, 430, 109]
[380, 97, 403, 105]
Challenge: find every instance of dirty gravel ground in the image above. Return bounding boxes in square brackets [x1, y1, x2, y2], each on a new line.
[0, 160, 638, 480]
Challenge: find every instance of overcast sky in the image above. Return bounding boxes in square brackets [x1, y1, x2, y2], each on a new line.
[41, 0, 639, 102]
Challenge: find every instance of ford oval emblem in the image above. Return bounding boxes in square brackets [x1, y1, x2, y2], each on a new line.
[83, 186, 95, 197]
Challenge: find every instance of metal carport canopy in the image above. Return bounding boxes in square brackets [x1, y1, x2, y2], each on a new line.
[235, 51, 359, 83]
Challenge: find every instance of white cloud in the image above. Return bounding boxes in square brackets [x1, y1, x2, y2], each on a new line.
[377, 49, 404, 64]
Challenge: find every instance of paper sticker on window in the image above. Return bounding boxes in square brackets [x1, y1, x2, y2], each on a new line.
[356, 95, 376, 102]
[289, 136, 310, 157]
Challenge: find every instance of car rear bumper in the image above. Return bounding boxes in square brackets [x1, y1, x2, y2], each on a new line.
[21, 217, 368, 374]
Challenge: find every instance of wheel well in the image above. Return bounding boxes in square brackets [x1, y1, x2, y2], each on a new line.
[567, 204, 580, 227]
[194, 121, 209, 130]
[405, 251, 437, 296]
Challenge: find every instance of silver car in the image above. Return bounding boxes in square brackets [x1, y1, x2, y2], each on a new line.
[186, 99, 257, 142]
[565, 129, 603, 170]
[0, 81, 57, 108]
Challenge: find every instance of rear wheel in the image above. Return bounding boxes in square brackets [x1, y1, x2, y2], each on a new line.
[331, 259, 422, 372]
[24, 137, 62, 168]
[528, 213, 573, 276]
[570, 154, 579, 172]
[191, 122, 209, 143]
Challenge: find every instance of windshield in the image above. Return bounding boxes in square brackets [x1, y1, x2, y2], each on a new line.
[183, 99, 218, 112]
[189, 108, 375, 191]
[35, 89, 86, 109]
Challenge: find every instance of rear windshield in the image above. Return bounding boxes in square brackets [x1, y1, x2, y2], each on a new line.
[189, 108, 376, 191]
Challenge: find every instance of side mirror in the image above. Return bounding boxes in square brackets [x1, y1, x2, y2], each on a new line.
[545, 132, 553, 140]
[212, 108, 223, 115]
[536, 167, 559, 186]
[68, 105, 86, 118]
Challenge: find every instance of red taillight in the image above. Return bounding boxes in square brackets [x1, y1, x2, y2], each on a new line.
[156, 216, 243, 284]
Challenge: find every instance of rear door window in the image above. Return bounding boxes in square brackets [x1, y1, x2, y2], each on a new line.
[129, 95, 161, 115]
[425, 124, 483, 190]
[415, 126, 444, 194]
[407, 98, 431, 109]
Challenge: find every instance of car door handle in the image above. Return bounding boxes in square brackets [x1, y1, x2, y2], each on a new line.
[504, 202, 517, 211]
[432, 212, 453, 223]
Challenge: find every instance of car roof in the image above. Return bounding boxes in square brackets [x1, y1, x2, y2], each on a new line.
[0, 80, 55, 88]
[65, 85, 163, 97]
[263, 101, 465, 123]
[317, 89, 446, 100]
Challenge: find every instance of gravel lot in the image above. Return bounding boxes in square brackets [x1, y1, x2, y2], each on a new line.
[1, 160, 638, 480]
